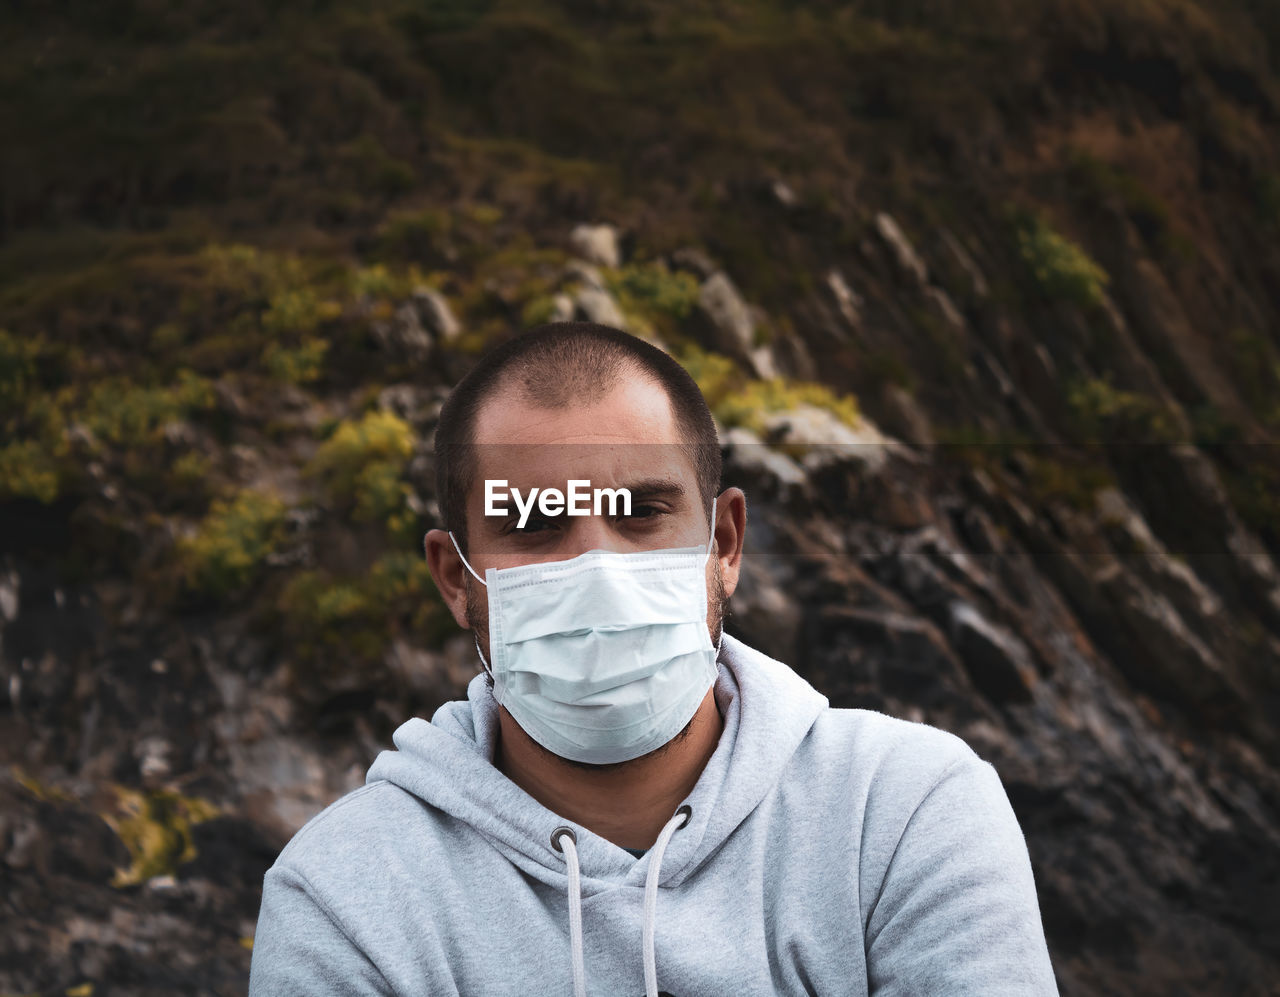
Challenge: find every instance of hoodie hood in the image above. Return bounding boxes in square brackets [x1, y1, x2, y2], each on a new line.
[365, 632, 829, 893]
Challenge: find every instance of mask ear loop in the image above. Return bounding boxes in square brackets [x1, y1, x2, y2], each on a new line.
[448, 532, 496, 680]
[448, 532, 488, 586]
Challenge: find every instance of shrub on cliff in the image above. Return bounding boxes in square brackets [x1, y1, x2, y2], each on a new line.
[176, 488, 289, 599]
[305, 410, 417, 539]
[1016, 215, 1110, 310]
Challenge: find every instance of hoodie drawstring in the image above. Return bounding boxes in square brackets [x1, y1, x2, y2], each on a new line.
[551, 804, 692, 997]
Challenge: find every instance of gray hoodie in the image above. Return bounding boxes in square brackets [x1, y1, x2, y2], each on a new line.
[249, 633, 1059, 995]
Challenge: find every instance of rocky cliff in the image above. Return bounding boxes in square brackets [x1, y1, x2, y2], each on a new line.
[2, 1, 1279, 993]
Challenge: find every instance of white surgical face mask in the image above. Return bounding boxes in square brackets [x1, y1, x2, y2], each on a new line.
[448, 505, 722, 765]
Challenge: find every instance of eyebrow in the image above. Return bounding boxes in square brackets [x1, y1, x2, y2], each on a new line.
[620, 478, 687, 501]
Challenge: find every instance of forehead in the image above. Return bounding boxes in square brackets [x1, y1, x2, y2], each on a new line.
[469, 375, 696, 488]
[474, 373, 680, 445]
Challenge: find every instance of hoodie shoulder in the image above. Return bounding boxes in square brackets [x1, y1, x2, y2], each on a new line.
[808, 706, 991, 808]
[273, 780, 430, 880]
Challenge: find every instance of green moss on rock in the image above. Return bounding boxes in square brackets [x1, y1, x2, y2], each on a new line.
[102, 786, 219, 888]
[678, 345, 859, 435]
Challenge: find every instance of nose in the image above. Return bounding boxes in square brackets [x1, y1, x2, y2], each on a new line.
[562, 512, 628, 558]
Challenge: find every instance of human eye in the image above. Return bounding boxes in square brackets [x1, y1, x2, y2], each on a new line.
[507, 515, 557, 536]
[616, 502, 669, 527]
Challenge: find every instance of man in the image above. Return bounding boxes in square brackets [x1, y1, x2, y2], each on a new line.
[249, 321, 1058, 995]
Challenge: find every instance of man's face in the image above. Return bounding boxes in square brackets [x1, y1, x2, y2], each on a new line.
[461, 374, 728, 680]
[448, 373, 732, 773]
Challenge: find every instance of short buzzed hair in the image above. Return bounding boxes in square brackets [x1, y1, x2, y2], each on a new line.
[434, 322, 721, 552]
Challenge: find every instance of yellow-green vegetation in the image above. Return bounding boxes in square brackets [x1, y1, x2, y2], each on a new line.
[0, 243, 349, 389]
[40, 244, 421, 387]
[679, 345, 860, 435]
[176, 488, 289, 598]
[603, 261, 700, 337]
[178, 245, 346, 379]
[1066, 377, 1179, 443]
[719, 379, 861, 434]
[260, 288, 343, 339]
[349, 262, 435, 304]
[305, 410, 417, 538]
[1024, 451, 1117, 513]
[453, 241, 571, 349]
[519, 295, 561, 328]
[196, 244, 311, 312]
[1, 329, 69, 502]
[195, 243, 354, 323]
[11, 765, 75, 803]
[79, 371, 217, 450]
[0, 328, 219, 502]
[262, 338, 330, 385]
[0, 437, 65, 504]
[101, 786, 219, 888]
[169, 451, 215, 492]
[465, 202, 504, 227]
[1016, 215, 1110, 309]
[278, 550, 451, 670]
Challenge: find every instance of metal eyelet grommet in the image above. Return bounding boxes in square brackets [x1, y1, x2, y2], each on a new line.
[551, 825, 577, 853]
[675, 804, 692, 828]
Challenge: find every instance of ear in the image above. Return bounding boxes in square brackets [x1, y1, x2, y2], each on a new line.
[711, 487, 747, 599]
[424, 528, 474, 630]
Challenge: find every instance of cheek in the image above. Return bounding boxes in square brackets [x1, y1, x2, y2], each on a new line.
[711, 558, 732, 604]
[463, 582, 489, 631]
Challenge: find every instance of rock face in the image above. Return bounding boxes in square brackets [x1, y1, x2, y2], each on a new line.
[697, 271, 756, 357]
[5, 186, 1280, 994]
[825, 268, 863, 333]
[874, 212, 929, 286]
[695, 271, 777, 379]
[371, 301, 433, 365]
[5, 257, 1280, 994]
[4, 86, 1280, 997]
[574, 285, 627, 328]
[412, 287, 461, 341]
[569, 223, 621, 268]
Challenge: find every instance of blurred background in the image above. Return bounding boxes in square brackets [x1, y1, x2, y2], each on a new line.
[2, 0, 1279, 993]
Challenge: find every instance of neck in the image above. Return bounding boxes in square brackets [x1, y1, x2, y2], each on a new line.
[494, 689, 724, 851]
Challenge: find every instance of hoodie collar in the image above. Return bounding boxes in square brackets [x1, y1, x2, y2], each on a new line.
[365, 633, 828, 891]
